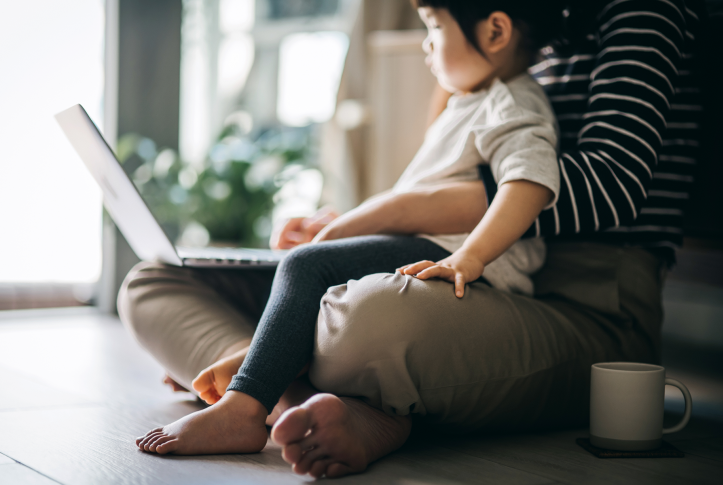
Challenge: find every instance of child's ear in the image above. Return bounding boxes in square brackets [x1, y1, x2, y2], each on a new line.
[477, 11, 513, 54]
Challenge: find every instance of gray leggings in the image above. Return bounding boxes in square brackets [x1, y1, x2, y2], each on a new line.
[228, 235, 451, 412]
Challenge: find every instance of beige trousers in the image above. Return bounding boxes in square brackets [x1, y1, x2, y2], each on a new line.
[118, 242, 664, 432]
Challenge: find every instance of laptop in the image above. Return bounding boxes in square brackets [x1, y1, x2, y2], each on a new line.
[55, 104, 286, 268]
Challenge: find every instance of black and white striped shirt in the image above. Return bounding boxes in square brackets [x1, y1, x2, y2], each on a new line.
[511, 0, 705, 262]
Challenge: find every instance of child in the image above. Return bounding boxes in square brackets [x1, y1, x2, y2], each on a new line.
[396, 0, 562, 296]
[135, 0, 565, 465]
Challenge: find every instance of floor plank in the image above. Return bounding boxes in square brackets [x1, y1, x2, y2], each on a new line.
[0, 309, 721, 484]
[0, 405, 553, 485]
[0, 464, 60, 485]
[0, 366, 93, 412]
[667, 437, 723, 463]
[0, 313, 180, 408]
[435, 428, 723, 485]
[0, 452, 15, 465]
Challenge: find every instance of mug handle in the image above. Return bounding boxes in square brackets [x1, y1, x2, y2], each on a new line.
[663, 378, 693, 434]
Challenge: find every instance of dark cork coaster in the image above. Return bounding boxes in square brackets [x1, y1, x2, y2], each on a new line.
[576, 438, 685, 458]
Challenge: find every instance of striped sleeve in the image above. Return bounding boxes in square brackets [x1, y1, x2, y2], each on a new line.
[527, 0, 687, 238]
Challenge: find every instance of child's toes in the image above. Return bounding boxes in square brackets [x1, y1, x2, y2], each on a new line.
[191, 369, 214, 393]
[199, 389, 222, 404]
[155, 439, 180, 454]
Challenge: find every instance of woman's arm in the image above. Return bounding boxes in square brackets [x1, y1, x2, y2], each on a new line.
[522, 0, 690, 238]
[314, 181, 487, 242]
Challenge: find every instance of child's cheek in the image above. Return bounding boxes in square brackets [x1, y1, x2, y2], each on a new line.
[440, 49, 464, 82]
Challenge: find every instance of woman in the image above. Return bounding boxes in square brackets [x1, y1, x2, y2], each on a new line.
[120, 0, 704, 478]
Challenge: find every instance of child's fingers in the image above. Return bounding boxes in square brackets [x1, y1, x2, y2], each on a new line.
[415, 265, 440, 279]
[417, 265, 454, 281]
[400, 260, 436, 275]
[397, 263, 421, 273]
[454, 273, 466, 298]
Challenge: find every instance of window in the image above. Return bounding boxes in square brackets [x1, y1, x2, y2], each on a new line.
[0, 1, 104, 305]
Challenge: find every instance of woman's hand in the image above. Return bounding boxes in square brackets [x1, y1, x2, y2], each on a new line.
[270, 206, 338, 249]
[398, 249, 485, 298]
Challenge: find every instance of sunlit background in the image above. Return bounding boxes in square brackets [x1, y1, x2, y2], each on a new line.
[0, 0, 355, 308]
[0, 0, 105, 284]
[0, 0, 432, 311]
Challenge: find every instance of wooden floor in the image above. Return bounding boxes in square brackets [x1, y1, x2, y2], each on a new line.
[0, 308, 721, 485]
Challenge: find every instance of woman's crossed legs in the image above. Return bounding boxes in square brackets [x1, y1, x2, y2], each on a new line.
[121, 236, 451, 468]
[119, 241, 662, 478]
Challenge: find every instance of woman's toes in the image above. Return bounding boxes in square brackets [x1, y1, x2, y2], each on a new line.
[144, 433, 166, 451]
[163, 375, 189, 392]
[326, 463, 354, 479]
[281, 443, 303, 464]
[147, 434, 171, 452]
[271, 407, 311, 445]
[140, 427, 163, 438]
[281, 435, 316, 464]
[274, 394, 411, 478]
[138, 431, 163, 449]
[144, 434, 163, 450]
[136, 428, 162, 445]
[308, 458, 335, 479]
[293, 447, 328, 475]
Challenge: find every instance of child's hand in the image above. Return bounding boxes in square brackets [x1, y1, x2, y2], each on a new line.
[398, 250, 485, 298]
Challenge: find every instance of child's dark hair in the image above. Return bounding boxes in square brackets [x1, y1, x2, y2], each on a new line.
[412, 0, 568, 55]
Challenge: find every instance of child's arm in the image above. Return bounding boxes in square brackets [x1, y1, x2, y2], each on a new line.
[312, 181, 487, 242]
[399, 180, 553, 298]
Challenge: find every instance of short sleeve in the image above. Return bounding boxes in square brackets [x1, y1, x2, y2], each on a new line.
[473, 110, 560, 209]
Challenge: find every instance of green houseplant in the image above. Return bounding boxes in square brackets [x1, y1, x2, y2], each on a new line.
[115, 122, 318, 248]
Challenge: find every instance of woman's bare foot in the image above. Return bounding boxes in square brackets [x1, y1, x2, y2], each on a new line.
[192, 347, 251, 405]
[271, 393, 412, 479]
[135, 390, 268, 455]
[163, 374, 190, 392]
[266, 377, 318, 427]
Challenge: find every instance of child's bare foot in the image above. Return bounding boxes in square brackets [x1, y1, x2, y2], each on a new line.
[271, 393, 411, 479]
[135, 390, 268, 455]
[192, 346, 313, 427]
[192, 347, 251, 405]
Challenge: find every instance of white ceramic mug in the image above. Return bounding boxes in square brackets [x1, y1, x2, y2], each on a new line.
[590, 362, 692, 451]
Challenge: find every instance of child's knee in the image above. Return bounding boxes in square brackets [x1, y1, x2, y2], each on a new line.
[309, 273, 425, 398]
[274, 243, 328, 276]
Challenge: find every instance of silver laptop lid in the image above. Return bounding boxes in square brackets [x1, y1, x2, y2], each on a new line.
[55, 104, 183, 266]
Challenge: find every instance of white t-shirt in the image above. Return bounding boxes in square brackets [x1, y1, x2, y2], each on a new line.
[392, 73, 560, 295]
